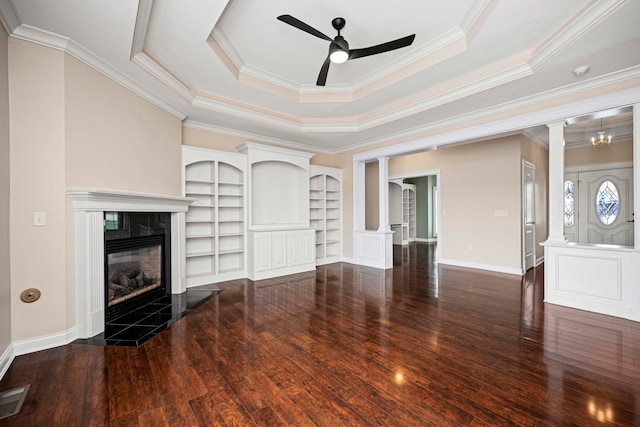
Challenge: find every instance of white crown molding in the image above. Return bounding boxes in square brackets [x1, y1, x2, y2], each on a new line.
[182, 119, 335, 154]
[131, 0, 153, 58]
[9, 23, 187, 120]
[460, 0, 495, 34]
[0, 0, 20, 34]
[528, 0, 627, 71]
[131, 52, 196, 104]
[211, 26, 245, 73]
[352, 80, 640, 160]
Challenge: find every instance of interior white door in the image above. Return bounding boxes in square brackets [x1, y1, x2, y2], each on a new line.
[522, 161, 535, 271]
[577, 168, 634, 246]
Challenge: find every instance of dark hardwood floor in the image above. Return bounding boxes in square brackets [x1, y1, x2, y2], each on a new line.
[2, 242, 639, 426]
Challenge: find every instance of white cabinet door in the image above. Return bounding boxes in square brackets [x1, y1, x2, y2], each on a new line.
[255, 233, 273, 272]
[271, 233, 287, 269]
[288, 231, 315, 266]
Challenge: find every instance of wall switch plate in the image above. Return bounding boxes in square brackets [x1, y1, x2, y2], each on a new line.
[33, 212, 46, 226]
[494, 210, 508, 217]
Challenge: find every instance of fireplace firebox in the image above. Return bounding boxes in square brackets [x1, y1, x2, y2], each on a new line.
[104, 212, 171, 323]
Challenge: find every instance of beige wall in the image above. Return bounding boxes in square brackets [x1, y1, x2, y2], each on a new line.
[0, 25, 11, 353]
[389, 136, 523, 270]
[9, 39, 68, 341]
[182, 127, 244, 153]
[565, 140, 633, 168]
[8, 39, 183, 342]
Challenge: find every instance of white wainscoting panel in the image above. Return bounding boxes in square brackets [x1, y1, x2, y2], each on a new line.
[544, 243, 638, 321]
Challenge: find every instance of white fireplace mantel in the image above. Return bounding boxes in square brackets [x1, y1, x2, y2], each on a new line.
[68, 188, 195, 338]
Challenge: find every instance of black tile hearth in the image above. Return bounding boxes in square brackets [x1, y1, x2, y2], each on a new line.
[74, 287, 222, 347]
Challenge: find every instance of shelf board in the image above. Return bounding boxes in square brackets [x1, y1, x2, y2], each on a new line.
[186, 179, 215, 184]
[186, 251, 216, 258]
[219, 249, 244, 255]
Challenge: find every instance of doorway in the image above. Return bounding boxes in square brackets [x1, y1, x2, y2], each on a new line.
[564, 167, 634, 246]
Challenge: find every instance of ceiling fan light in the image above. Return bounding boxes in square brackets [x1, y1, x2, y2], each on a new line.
[330, 49, 348, 64]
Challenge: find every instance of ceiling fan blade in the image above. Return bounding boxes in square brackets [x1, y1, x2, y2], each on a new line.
[316, 56, 331, 86]
[348, 34, 415, 60]
[277, 15, 332, 42]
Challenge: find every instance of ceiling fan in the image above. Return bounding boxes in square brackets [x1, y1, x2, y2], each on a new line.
[277, 14, 416, 86]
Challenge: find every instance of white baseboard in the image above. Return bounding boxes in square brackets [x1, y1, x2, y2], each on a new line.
[437, 258, 523, 276]
[0, 343, 15, 381]
[12, 327, 78, 357]
[536, 256, 545, 266]
[415, 238, 437, 243]
[340, 256, 356, 265]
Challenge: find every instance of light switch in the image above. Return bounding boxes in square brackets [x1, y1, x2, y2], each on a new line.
[33, 212, 46, 226]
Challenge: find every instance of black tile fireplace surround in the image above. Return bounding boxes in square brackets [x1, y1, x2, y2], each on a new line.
[74, 211, 221, 346]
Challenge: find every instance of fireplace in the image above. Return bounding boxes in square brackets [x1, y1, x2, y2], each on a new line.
[104, 211, 170, 321]
[68, 188, 195, 339]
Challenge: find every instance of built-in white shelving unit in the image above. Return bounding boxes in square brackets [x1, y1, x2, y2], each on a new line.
[183, 143, 343, 284]
[310, 165, 342, 265]
[237, 143, 317, 281]
[183, 146, 246, 286]
[389, 180, 416, 245]
[404, 186, 416, 242]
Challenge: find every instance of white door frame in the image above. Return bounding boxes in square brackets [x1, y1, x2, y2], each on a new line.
[389, 170, 441, 260]
[522, 160, 536, 271]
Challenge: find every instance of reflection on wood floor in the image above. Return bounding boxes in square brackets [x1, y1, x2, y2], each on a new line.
[1, 242, 639, 426]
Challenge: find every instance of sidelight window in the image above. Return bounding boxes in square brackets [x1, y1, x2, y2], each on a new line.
[564, 180, 574, 227]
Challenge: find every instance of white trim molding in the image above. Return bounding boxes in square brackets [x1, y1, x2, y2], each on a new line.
[0, 343, 15, 381]
[67, 188, 194, 338]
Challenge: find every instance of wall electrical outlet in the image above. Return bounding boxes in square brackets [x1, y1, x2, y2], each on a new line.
[33, 211, 46, 226]
[494, 210, 508, 217]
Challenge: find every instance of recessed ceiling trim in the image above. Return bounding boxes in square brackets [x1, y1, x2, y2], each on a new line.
[0, 0, 20, 34]
[183, 119, 333, 154]
[461, 0, 499, 41]
[131, 51, 195, 103]
[529, 0, 626, 71]
[130, 0, 152, 59]
[191, 96, 303, 132]
[349, 70, 640, 157]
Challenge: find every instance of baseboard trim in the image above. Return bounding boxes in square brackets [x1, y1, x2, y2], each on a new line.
[415, 238, 437, 243]
[437, 258, 523, 276]
[12, 327, 78, 357]
[0, 343, 15, 381]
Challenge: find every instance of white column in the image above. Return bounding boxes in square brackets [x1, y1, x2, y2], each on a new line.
[545, 121, 568, 244]
[377, 157, 391, 232]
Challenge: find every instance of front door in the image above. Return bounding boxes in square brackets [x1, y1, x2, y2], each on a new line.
[577, 168, 634, 246]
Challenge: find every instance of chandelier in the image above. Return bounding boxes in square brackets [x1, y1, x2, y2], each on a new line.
[591, 118, 612, 149]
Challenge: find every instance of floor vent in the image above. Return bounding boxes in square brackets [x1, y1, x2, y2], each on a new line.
[0, 384, 30, 420]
